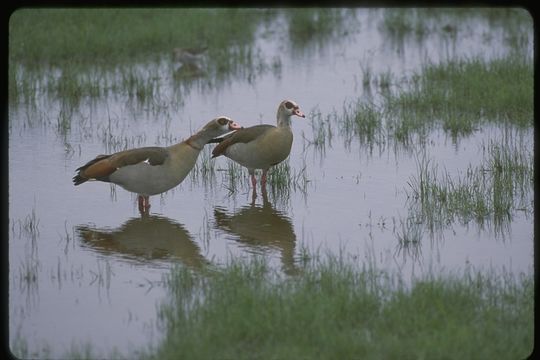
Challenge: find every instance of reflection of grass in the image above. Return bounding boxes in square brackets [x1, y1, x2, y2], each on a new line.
[10, 336, 123, 360]
[380, 8, 429, 38]
[380, 8, 532, 47]
[146, 254, 532, 360]
[396, 215, 423, 247]
[286, 9, 347, 44]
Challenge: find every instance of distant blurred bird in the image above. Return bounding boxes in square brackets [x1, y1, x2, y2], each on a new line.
[173, 63, 206, 79]
[172, 46, 208, 66]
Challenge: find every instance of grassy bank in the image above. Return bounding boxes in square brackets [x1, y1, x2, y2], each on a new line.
[9, 8, 350, 105]
[9, 8, 278, 105]
[11, 253, 533, 359]
[145, 255, 532, 360]
[9, 8, 271, 67]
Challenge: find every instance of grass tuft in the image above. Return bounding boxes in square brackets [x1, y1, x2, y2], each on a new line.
[145, 253, 532, 360]
[406, 132, 533, 236]
[386, 56, 533, 139]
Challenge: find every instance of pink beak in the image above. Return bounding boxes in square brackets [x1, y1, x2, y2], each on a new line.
[228, 121, 242, 130]
[294, 108, 306, 118]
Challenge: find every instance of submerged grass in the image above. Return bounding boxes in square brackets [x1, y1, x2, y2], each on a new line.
[145, 254, 532, 360]
[406, 130, 533, 236]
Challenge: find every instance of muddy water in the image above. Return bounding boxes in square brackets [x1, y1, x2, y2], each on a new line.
[9, 9, 533, 357]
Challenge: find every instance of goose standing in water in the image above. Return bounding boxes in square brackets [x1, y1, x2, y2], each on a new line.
[74, 116, 241, 215]
[211, 100, 305, 194]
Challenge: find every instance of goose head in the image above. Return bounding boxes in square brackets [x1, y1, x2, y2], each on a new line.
[199, 116, 242, 139]
[277, 100, 305, 127]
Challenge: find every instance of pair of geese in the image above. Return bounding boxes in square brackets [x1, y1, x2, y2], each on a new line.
[73, 100, 306, 214]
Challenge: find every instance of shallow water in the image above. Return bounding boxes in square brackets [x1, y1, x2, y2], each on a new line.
[9, 8, 533, 357]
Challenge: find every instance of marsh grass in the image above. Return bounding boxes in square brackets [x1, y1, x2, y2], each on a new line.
[267, 160, 310, 198]
[379, 8, 430, 39]
[10, 9, 266, 68]
[10, 336, 125, 360]
[380, 8, 531, 49]
[214, 158, 309, 199]
[305, 107, 333, 153]
[337, 54, 532, 153]
[286, 9, 350, 46]
[9, 9, 273, 105]
[406, 133, 533, 236]
[339, 99, 386, 153]
[190, 147, 217, 187]
[19, 207, 40, 237]
[145, 253, 532, 360]
[385, 56, 533, 139]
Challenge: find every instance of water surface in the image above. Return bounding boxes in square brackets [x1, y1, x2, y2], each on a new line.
[9, 8, 533, 357]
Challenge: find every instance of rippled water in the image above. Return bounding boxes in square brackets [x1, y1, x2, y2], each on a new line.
[9, 9, 533, 356]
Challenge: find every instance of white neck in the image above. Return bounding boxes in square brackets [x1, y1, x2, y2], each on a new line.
[277, 110, 292, 128]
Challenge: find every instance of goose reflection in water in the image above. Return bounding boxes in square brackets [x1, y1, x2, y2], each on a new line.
[77, 215, 209, 271]
[213, 188, 299, 275]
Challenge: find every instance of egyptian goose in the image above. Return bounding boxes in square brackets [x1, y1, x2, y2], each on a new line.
[73, 116, 241, 214]
[172, 46, 208, 66]
[172, 47, 208, 79]
[211, 100, 305, 189]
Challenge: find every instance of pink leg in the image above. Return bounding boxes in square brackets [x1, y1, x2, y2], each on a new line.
[138, 195, 145, 213]
[249, 171, 258, 200]
[251, 174, 257, 188]
[138, 195, 150, 215]
[144, 196, 151, 212]
[261, 169, 268, 189]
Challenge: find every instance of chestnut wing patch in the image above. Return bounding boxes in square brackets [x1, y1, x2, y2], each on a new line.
[73, 147, 169, 185]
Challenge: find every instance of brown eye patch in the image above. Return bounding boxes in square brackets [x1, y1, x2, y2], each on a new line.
[217, 117, 229, 125]
[285, 101, 294, 109]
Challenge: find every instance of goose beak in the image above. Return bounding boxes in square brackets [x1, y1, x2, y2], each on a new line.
[293, 108, 306, 118]
[228, 121, 242, 130]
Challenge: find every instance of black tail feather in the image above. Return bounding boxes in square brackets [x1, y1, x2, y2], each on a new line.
[207, 137, 224, 144]
[73, 174, 88, 186]
[73, 154, 110, 186]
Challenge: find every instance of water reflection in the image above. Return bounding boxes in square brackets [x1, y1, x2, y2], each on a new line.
[77, 215, 209, 270]
[213, 189, 299, 275]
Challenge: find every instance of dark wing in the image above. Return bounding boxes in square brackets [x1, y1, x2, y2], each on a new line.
[73, 147, 169, 185]
[211, 125, 275, 158]
[111, 147, 169, 167]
